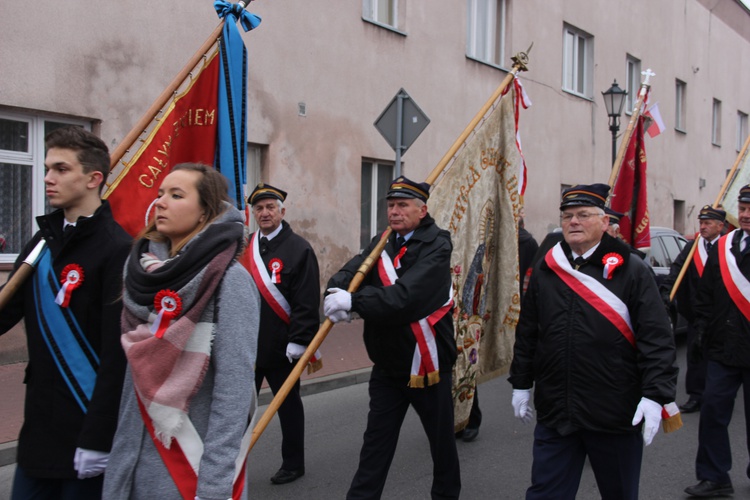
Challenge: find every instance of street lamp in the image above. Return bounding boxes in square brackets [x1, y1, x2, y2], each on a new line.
[601, 80, 628, 167]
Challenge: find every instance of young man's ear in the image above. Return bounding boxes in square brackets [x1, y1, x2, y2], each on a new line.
[88, 171, 104, 190]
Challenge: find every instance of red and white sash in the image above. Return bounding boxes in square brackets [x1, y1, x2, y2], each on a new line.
[718, 229, 750, 322]
[377, 243, 453, 388]
[249, 231, 291, 324]
[136, 392, 252, 500]
[247, 231, 322, 370]
[545, 244, 636, 347]
[692, 235, 708, 277]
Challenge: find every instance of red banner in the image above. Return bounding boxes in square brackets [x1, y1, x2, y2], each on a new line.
[104, 53, 220, 236]
[611, 116, 650, 249]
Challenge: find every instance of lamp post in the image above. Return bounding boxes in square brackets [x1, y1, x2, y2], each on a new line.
[601, 80, 628, 167]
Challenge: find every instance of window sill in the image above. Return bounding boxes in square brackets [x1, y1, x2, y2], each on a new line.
[465, 55, 509, 73]
[561, 88, 594, 103]
[362, 18, 407, 36]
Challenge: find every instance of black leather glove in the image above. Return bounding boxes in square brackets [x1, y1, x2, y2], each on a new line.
[687, 328, 704, 365]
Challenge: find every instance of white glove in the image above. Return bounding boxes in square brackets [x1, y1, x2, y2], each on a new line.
[73, 447, 109, 479]
[328, 309, 351, 324]
[324, 288, 352, 318]
[511, 389, 535, 424]
[286, 342, 307, 363]
[631, 397, 663, 446]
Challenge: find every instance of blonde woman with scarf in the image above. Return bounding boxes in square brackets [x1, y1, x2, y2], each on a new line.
[104, 163, 260, 500]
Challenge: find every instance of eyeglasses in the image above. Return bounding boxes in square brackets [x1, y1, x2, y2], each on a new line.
[560, 211, 603, 223]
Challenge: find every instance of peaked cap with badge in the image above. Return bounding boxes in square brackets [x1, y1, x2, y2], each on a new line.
[248, 183, 288, 206]
[559, 183, 611, 210]
[697, 205, 726, 222]
[387, 176, 431, 203]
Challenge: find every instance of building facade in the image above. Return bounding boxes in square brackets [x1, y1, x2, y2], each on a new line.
[1, 0, 749, 328]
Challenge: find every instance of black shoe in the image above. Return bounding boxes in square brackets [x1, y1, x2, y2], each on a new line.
[462, 427, 479, 442]
[270, 467, 305, 485]
[679, 399, 702, 414]
[684, 480, 734, 497]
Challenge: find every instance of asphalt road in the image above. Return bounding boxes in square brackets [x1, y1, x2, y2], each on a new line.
[1, 338, 748, 499]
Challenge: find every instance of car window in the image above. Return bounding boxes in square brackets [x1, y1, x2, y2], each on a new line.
[649, 237, 668, 268]
[661, 236, 683, 266]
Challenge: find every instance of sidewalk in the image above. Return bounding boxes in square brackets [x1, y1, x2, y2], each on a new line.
[0, 319, 371, 467]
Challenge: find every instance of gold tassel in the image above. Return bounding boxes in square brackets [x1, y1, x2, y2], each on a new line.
[662, 413, 683, 433]
[307, 358, 323, 375]
[409, 375, 425, 388]
[427, 371, 440, 386]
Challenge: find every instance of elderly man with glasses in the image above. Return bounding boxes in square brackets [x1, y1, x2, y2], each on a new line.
[508, 183, 677, 500]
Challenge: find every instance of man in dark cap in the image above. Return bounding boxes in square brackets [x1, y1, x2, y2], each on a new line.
[660, 204, 726, 415]
[604, 206, 625, 239]
[509, 183, 677, 500]
[684, 188, 750, 498]
[247, 183, 321, 485]
[324, 176, 460, 499]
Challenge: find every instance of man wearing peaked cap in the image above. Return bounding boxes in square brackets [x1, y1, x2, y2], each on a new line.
[685, 189, 750, 497]
[510, 182, 677, 499]
[324, 175, 461, 498]
[604, 207, 624, 239]
[247, 182, 320, 485]
[660, 204, 725, 420]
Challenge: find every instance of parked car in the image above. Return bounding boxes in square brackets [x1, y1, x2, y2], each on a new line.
[643, 227, 688, 336]
[530, 226, 688, 335]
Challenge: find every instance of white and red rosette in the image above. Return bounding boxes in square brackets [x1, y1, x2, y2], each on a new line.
[151, 289, 183, 339]
[602, 252, 624, 280]
[269, 258, 283, 284]
[55, 263, 85, 307]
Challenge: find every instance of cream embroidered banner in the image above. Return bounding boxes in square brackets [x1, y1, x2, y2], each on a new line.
[430, 90, 522, 430]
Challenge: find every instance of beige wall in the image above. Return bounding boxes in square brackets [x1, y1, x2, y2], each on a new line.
[2, 0, 750, 344]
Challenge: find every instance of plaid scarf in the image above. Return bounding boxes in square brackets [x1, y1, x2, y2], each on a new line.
[121, 213, 243, 446]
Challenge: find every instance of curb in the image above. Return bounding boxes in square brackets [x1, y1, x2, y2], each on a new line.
[0, 367, 372, 468]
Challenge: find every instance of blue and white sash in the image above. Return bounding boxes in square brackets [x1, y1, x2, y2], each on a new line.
[32, 247, 98, 412]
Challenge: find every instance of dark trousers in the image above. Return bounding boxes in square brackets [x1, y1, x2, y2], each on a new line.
[685, 324, 708, 401]
[527, 423, 643, 500]
[347, 366, 461, 500]
[695, 360, 750, 484]
[467, 387, 482, 429]
[12, 466, 103, 500]
[255, 362, 305, 471]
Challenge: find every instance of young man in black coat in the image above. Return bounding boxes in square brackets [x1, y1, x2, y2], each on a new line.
[0, 126, 131, 499]
[324, 176, 460, 500]
[247, 183, 321, 485]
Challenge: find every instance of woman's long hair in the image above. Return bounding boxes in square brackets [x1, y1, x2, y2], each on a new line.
[138, 163, 231, 256]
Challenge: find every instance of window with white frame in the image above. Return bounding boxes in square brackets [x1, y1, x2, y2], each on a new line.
[466, 0, 507, 67]
[361, 160, 394, 250]
[0, 112, 90, 263]
[712, 98, 722, 146]
[737, 111, 748, 152]
[625, 55, 641, 115]
[675, 79, 686, 132]
[363, 0, 399, 30]
[562, 24, 593, 98]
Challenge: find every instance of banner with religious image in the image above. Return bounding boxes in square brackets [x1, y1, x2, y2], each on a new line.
[430, 90, 522, 430]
